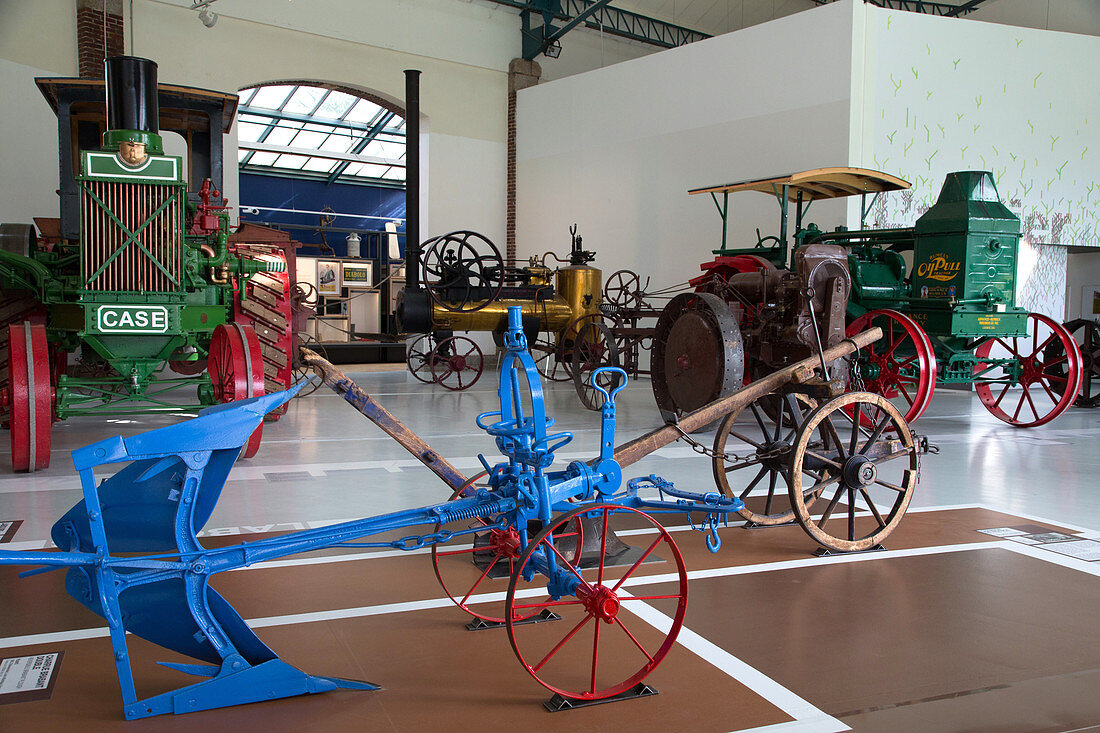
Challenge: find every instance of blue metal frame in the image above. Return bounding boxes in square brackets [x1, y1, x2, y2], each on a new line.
[0, 306, 742, 719]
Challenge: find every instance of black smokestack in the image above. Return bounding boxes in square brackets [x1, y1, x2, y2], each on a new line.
[105, 56, 159, 133]
[404, 69, 420, 290]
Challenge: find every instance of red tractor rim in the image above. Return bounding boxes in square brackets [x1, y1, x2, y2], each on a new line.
[973, 313, 1081, 427]
[430, 336, 484, 391]
[845, 309, 936, 425]
[9, 323, 52, 472]
[208, 324, 265, 456]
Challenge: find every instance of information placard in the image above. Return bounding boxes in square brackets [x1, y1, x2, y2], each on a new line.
[0, 653, 63, 704]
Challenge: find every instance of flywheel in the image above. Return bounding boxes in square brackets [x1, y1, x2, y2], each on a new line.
[651, 292, 744, 420]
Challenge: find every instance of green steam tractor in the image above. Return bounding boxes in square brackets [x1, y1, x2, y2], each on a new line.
[690, 167, 1082, 427]
[0, 56, 294, 471]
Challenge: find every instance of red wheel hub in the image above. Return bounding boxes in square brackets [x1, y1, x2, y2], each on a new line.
[579, 584, 621, 623]
[487, 527, 522, 557]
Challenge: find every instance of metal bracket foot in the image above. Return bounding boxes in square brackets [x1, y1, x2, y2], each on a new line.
[544, 683, 658, 712]
[742, 519, 798, 529]
[813, 544, 886, 557]
[464, 608, 560, 631]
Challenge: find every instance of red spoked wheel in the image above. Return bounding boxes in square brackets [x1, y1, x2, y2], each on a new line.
[433, 473, 585, 624]
[406, 333, 438, 384]
[429, 336, 484, 391]
[845, 310, 936, 425]
[207, 323, 265, 457]
[973, 312, 1081, 427]
[506, 504, 687, 701]
[8, 323, 52, 472]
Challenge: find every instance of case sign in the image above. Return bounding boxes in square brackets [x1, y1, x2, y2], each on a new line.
[96, 305, 170, 333]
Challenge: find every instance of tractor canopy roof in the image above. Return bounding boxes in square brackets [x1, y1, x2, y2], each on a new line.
[689, 167, 910, 201]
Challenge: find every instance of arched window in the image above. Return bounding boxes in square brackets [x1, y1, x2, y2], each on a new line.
[236, 83, 405, 186]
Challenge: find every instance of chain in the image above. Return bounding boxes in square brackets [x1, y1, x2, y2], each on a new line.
[847, 347, 866, 392]
[670, 424, 785, 467]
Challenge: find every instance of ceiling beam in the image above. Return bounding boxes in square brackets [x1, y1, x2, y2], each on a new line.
[812, 0, 986, 16]
[485, 0, 710, 59]
[238, 141, 404, 168]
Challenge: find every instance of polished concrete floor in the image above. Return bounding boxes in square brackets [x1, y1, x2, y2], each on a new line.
[3, 366, 1100, 546]
[2, 366, 1100, 731]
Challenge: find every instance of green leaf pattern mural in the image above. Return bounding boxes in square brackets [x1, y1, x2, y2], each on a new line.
[864, 11, 1099, 318]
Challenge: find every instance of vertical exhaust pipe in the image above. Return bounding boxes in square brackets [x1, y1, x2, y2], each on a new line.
[404, 69, 421, 290]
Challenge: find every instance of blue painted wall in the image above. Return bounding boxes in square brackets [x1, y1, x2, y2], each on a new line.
[237, 173, 405, 258]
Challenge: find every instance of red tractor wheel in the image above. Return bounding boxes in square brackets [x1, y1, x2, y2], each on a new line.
[429, 336, 484, 391]
[845, 309, 937, 425]
[208, 323, 265, 457]
[974, 313, 1081, 427]
[8, 323, 52, 472]
[1063, 319, 1100, 407]
[505, 504, 687, 701]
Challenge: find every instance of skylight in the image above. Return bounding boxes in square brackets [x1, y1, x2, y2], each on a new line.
[236, 83, 406, 186]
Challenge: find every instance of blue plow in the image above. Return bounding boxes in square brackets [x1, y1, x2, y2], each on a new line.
[0, 306, 744, 719]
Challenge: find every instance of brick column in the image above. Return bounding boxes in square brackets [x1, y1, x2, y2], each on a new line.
[77, 0, 124, 79]
[507, 58, 541, 264]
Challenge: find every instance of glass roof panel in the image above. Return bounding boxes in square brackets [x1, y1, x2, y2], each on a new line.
[344, 98, 384, 123]
[271, 154, 309, 170]
[237, 121, 266, 143]
[290, 129, 329, 150]
[315, 91, 358, 120]
[238, 84, 406, 184]
[284, 86, 327, 114]
[302, 158, 337, 173]
[262, 122, 302, 147]
[246, 152, 280, 166]
[249, 85, 295, 109]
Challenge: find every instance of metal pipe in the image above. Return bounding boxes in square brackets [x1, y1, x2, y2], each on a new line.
[404, 69, 421, 290]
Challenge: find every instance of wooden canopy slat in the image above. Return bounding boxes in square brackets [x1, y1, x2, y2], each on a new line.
[35, 78, 238, 133]
[689, 166, 910, 201]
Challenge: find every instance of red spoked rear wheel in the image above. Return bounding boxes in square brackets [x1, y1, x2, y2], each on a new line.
[973, 312, 1081, 427]
[433, 472, 585, 624]
[208, 323, 265, 457]
[506, 504, 687, 701]
[430, 335, 484, 391]
[7, 323, 52, 472]
[845, 309, 936, 425]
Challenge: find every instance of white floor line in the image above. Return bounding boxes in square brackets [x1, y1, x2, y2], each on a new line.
[620, 589, 848, 733]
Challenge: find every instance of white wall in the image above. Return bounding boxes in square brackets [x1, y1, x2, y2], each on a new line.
[850, 2, 1100, 318]
[516, 1, 857, 288]
[1066, 251, 1100, 321]
[0, 0, 515, 247]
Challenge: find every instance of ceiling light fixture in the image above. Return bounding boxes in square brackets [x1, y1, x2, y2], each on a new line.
[191, 1, 218, 28]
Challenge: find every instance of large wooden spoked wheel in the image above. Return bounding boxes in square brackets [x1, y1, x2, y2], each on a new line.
[421, 231, 504, 313]
[712, 393, 817, 526]
[207, 323, 265, 458]
[571, 320, 621, 411]
[973, 312, 1082, 427]
[789, 392, 917, 553]
[8, 323, 52, 472]
[432, 472, 585, 624]
[429, 335, 484, 391]
[845, 309, 936, 425]
[506, 504, 687, 701]
[406, 333, 438, 384]
[1063, 318, 1100, 408]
